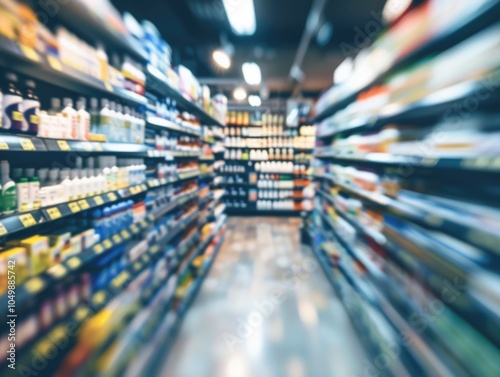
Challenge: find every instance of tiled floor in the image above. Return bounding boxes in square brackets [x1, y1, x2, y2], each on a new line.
[159, 217, 367, 377]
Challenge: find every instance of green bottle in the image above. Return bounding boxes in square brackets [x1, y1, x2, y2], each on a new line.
[1, 161, 17, 215]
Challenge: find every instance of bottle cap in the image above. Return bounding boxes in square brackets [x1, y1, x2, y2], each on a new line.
[63, 98, 73, 107]
[5, 72, 17, 82]
[25, 80, 36, 89]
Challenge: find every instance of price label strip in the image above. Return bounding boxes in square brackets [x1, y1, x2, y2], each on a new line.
[103, 239, 113, 249]
[112, 234, 122, 244]
[0, 222, 7, 236]
[57, 140, 71, 151]
[20, 138, 36, 151]
[121, 229, 131, 239]
[107, 192, 118, 201]
[68, 202, 81, 213]
[93, 244, 105, 254]
[19, 214, 37, 228]
[78, 199, 90, 210]
[47, 207, 62, 220]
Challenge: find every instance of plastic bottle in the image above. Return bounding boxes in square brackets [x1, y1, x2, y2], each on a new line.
[13, 168, 29, 212]
[60, 168, 72, 203]
[96, 44, 109, 82]
[47, 169, 62, 205]
[0, 161, 16, 214]
[25, 168, 40, 210]
[49, 98, 62, 139]
[89, 98, 100, 135]
[77, 98, 90, 141]
[22, 80, 40, 136]
[100, 99, 112, 141]
[62, 98, 78, 140]
[3, 73, 24, 132]
[70, 168, 81, 200]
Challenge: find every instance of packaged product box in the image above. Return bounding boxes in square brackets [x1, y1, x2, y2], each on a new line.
[1, 247, 29, 287]
[81, 229, 96, 250]
[17, 236, 49, 276]
[47, 231, 72, 265]
[64, 235, 83, 260]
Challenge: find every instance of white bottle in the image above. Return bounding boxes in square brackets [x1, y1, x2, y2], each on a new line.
[77, 98, 90, 141]
[61, 169, 72, 202]
[25, 168, 39, 210]
[62, 98, 78, 140]
[70, 169, 81, 200]
[100, 99, 112, 142]
[47, 169, 61, 205]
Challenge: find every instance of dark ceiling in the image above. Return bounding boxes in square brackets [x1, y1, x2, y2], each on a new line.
[112, 0, 386, 97]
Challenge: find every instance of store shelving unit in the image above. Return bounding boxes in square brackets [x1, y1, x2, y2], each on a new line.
[222, 118, 314, 216]
[0, 2, 227, 374]
[307, 3, 500, 377]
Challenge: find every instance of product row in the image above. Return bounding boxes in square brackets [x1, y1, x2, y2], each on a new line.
[225, 136, 315, 149]
[0, 157, 147, 215]
[255, 162, 309, 173]
[224, 149, 297, 161]
[226, 112, 284, 127]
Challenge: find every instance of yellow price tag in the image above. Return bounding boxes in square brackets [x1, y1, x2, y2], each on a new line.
[104, 82, 114, 92]
[47, 55, 63, 71]
[20, 138, 36, 151]
[139, 220, 148, 228]
[130, 186, 138, 195]
[93, 244, 104, 254]
[150, 245, 160, 255]
[0, 138, 9, 150]
[47, 207, 62, 220]
[24, 277, 45, 294]
[103, 239, 113, 249]
[78, 200, 90, 210]
[19, 214, 36, 227]
[121, 230, 131, 239]
[92, 292, 107, 306]
[94, 196, 104, 206]
[48, 264, 67, 278]
[107, 193, 118, 201]
[57, 140, 70, 151]
[68, 202, 80, 213]
[66, 257, 81, 270]
[160, 178, 167, 185]
[0, 222, 7, 236]
[94, 143, 103, 152]
[112, 234, 122, 244]
[133, 262, 142, 271]
[20, 45, 40, 62]
[74, 307, 89, 322]
[130, 224, 139, 234]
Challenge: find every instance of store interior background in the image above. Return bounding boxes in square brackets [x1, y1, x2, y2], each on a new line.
[0, 0, 499, 376]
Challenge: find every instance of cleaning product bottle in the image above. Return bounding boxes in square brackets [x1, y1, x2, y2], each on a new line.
[100, 99, 111, 141]
[60, 168, 72, 203]
[62, 98, 78, 140]
[49, 98, 62, 139]
[0, 161, 17, 214]
[89, 97, 100, 135]
[25, 168, 40, 209]
[3, 73, 24, 133]
[23, 80, 40, 136]
[76, 98, 90, 141]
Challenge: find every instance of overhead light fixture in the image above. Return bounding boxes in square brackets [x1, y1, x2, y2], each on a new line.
[212, 49, 231, 70]
[222, 0, 256, 36]
[233, 87, 247, 101]
[248, 95, 261, 107]
[242, 62, 261, 86]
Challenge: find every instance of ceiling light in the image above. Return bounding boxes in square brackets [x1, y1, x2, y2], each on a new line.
[248, 95, 262, 107]
[233, 87, 247, 101]
[222, 0, 256, 36]
[242, 62, 261, 86]
[212, 49, 231, 70]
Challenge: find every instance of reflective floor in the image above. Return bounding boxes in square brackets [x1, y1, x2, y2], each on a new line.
[160, 217, 367, 377]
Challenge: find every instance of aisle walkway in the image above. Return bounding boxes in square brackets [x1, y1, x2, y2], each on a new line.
[160, 217, 367, 377]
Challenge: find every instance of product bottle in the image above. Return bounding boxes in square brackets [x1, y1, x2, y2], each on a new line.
[100, 99, 111, 141]
[77, 98, 90, 141]
[47, 169, 61, 205]
[3, 73, 24, 132]
[62, 98, 78, 140]
[60, 168, 72, 203]
[89, 97, 100, 135]
[49, 98, 62, 139]
[23, 80, 40, 136]
[70, 168, 81, 200]
[0, 161, 17, 214]
[96, 44, 109, 82]
[25, 168, 40, 210]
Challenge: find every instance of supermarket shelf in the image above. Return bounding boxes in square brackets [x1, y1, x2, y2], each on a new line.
[314, 173, 500, 256]
[146, 65, 225, 127]
[202, 137, 216, 145]
[224, 159, 311, 164]
[146, 116, 202, 137]
[152, 190, 200, 220]
[224, 145, 314, 151]
[199, 172, 215, 180]
[314, 150, 500, 173]
[53, 1, 148, 61]
[310, 0, 500, 123]
[0, 187, 141, 240]
[0, 216, 153, 314]
[0, 35, 147, 105]
[226, 134, 301, 138]
[316, 77, 500, 139]
[317, 190, 386, 244]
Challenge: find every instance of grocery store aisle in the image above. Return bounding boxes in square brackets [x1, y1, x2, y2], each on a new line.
[160, 217, 367, 377]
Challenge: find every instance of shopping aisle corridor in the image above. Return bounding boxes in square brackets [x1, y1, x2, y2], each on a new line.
[160, 217, 367, 377]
